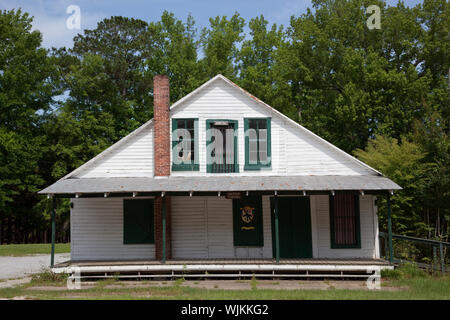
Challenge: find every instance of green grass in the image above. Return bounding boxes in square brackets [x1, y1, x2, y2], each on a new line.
[0, 243, 70, 256]
[0, 263, 448, 300]
[0, 274, 448, 300]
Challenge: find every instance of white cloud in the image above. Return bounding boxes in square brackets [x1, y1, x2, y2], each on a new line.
[0, 0, 106, 48]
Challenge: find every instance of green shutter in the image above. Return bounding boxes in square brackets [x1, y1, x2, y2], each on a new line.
[172, 118, 199, 171]
[123, 199, 154, 244]
[244, 118, 271, 170]
[233, 195, 264, 246]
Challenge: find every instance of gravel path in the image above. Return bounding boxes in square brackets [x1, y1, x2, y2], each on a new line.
[0, 253, 70, 280]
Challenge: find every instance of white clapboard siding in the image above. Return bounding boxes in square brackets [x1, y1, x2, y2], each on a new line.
[71, 198, 155, 261]
[262, 196, 273, 258]
[312, 195, 377, 259]
[76, 124, 154, 178]
[71, 195, 377, 261]
[70, 77, 374, 179]
[206, 197, 235, 258]
[171, 197, 208, 259]
[171, 196, 272, 259]
[171, 78, 373, 177]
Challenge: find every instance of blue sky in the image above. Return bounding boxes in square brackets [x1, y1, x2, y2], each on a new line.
[0, 0, 424, 48]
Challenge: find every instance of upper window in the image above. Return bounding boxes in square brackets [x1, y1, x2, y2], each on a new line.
[329, 194, 361, 249]
[206, 120, 239, 173]
[244, 118, 271, 170]
[123, 199, 154, 244]
[172, 118, 199, 171]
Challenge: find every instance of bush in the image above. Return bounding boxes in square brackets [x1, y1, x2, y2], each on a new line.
[31, 269, 68, 284]
[382, 263, 427, 280]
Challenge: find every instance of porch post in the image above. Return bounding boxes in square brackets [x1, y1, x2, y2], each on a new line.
[387, 194, 393, 263]
[50, 196, 56, 267]
[162, 195, 166, 264]
[274, 192, 280, 263]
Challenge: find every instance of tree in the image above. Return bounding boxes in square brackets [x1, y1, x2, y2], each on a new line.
[237, 15, 283, 109]
[0, 9, 58, 243]
[147, 11, 202, 102]
[199, 13, 245, 80]
[354, 136, 429, 235]
[272, 0, 447, 153]
[71, 16, 153, 136]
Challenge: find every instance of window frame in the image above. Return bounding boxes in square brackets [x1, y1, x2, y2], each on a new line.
[329, 194, 361, 249]
[244, 117, 272, 170]
[123, 199, 154, 245]
[171, 118, 199, 171]
[206, 119, 239, 173]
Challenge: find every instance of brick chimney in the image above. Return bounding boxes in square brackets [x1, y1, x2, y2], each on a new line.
[153, 75, 172, 260]
[153, 74, 171, 177]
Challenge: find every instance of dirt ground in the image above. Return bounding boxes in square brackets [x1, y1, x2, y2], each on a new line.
[25, 279, 403, 291]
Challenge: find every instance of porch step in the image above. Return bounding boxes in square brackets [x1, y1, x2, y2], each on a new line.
[75, 273, 375, 280]
[57, 264, 392, 280]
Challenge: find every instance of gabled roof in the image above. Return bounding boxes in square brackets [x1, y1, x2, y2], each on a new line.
[39, 75, 400, 195]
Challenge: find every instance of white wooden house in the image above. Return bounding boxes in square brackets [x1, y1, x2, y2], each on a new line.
[40, 75, 400, 278]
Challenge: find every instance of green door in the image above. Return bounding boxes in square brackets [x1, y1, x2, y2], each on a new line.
[271, 197, 313, 258]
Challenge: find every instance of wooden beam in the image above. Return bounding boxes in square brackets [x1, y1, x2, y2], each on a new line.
[274, 192, 280, 263]
[387, 194, 393, 263]
[51, 197, 56, 267]
[50, 189, 393, 199]
[162, 196, 166, 264]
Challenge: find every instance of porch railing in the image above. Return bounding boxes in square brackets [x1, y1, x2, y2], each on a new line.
[211, 163, 236, 173]
[379, 231, 449, 274]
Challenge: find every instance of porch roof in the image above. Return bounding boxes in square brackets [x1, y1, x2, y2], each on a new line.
[39, 175, 401, 195]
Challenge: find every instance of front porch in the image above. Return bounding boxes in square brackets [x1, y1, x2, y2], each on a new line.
[52, 258, 393, 280]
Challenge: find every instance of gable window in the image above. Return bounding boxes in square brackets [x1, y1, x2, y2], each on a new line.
[172, 118, 199, 171]
[123, 199, 154, 244]
[206, 119, 239, 173]
[329, 194, 361, 249]
[244, 118, 271, 170]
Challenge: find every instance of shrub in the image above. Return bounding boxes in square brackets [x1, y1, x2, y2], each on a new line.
[382, 263, 427, 280]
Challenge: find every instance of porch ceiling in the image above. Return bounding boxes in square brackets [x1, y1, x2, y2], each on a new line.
[39, 175, 401, 195]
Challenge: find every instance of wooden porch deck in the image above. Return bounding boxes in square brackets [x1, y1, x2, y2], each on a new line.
[52, 258, 392, 279]
[55, 258, 390, 268]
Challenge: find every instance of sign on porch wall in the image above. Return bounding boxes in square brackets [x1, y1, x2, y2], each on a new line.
[225, 192, 242, 199]
[232, 195, 263, 246]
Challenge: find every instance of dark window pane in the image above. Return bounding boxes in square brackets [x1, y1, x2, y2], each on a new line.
[186, 119, 194, 130]
[333, 194, 357, 246]
[258, 119, 267, 129]
[177, 119, 186, 129]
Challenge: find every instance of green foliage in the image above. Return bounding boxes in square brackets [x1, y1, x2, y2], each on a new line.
[354, 136, 430, 234]
[1, 1, 449, 251]
[0, 9, 62, 244]
[0, 243, 70, 256]
[31, 269, 68, 284]
[200, 13, 245, 80]
[381, 263, 427, 280]
[237, 15, 283, 110]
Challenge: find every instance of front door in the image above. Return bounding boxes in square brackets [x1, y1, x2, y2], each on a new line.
[271, 197, 312, 258]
